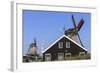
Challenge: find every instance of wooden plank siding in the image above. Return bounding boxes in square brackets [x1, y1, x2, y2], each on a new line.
[43, 36, 87, 61]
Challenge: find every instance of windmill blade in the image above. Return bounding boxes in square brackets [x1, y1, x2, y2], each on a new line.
[72, 15, 84, 47]
[77, 31, 84, 47]
[72, 15, 77, 30]
[77, 18, 84, 31]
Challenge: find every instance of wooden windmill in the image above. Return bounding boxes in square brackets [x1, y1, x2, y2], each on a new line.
[64, 15, 84, 47]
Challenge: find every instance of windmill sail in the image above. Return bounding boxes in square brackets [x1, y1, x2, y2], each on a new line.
[77, 19, 84, 31]
[71, 15, 84, 47]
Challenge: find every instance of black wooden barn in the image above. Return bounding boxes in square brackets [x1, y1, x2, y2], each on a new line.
[42, 35, 87, 61]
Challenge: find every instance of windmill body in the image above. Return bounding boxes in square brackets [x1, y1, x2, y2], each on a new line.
[64, 28, 78, 43]
[27, 39, 38, 55]
[27, 43, 37, 55]
[64, 15, 84, 47]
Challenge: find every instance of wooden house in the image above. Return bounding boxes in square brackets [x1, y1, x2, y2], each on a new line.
[42, 35, 87, 61]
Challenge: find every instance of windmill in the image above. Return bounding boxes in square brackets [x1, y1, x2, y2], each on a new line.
[27, 38, 38, 55]
[64, 15, 84, 47]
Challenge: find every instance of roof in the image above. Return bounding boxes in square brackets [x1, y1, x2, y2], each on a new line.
[42, 35, 87, 53]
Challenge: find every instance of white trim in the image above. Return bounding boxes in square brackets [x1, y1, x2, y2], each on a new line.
[42, 35, 87, 53]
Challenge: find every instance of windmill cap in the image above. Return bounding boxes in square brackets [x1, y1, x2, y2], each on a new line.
[29, 43, 37, 48]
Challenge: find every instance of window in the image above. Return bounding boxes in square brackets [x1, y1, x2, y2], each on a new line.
[58, 53, 64, 60]
[79, 52, 85, 57]
[65, 53, 71, 59]
[58, 42, 63, 48]
[66, 42, 70, 48]
[45, 53, 51, 61]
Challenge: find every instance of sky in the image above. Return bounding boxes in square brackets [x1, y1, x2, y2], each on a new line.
[22, 10, 91, 56]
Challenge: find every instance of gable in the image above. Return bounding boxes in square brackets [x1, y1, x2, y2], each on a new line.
[42, 35, 87, 53]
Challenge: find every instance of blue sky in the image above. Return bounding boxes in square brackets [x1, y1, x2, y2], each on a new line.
[23, 10, 91, 56]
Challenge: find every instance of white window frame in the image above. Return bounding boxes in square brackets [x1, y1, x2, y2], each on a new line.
[58, 53, 64, 60]
[66, 42, 70, 48]
[45, 53, 51, 61]
[65, 53, 71, 59]
[79, 52, 85, 57]
[58, 42, 63, 49]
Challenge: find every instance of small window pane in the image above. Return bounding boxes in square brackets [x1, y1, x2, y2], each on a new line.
[58, 42, 63, 48]
[66, 42, 70, 48]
